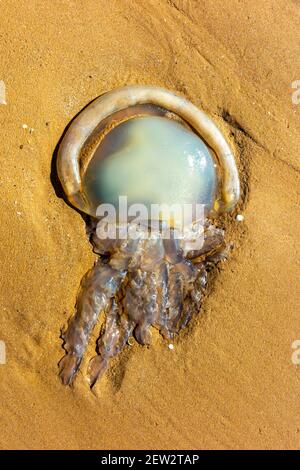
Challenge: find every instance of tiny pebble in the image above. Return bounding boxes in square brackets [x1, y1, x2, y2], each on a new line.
[16, 211, 22, 216]
[168, 344, 174, 350]
[236, 214, 244, 222]
[22, 124, 28, 129]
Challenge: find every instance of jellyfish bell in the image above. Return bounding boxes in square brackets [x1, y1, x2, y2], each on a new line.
[80, 113, 218, 232]
[57, 86, 240, 221]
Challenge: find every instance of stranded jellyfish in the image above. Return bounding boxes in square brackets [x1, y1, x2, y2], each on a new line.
[56, 86, 240, 387]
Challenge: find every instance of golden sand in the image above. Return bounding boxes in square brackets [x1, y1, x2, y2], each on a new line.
[0, 0, 299, 449]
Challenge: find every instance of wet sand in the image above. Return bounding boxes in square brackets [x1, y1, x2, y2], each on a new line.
[0, 0, 299, 449]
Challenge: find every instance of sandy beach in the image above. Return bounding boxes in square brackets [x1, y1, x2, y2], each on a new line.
[0, 0, 299, 449]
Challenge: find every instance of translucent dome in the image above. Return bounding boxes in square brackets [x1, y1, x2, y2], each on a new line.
[82, 116, 217, 223]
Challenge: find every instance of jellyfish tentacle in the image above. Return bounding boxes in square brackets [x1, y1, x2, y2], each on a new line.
[170, 225, 227, 336]
[124, 236, 165, 345]
[134, 271, 159, 345]
[164, 229, 227, 337]
[123, 268, 158, 346]
[161, 260, 207, 337]
[134, 237, 166, 344]
[59, 259, 126, 385]
[124, 269, 146, 344]
[161, 227, 209, 336]
[88, 299, 134, 387]
[177, 264, 209, 331]
[167, 229, 227, 337]
[164, 269, 185, 338]
[183, 222, 226, 261]
[155, 261, 169, 331]
[59, 236, 140, 386]
[109, 237, 141, 271]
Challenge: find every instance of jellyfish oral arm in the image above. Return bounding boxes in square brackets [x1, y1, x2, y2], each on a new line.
[59, 260, 125, 385]
[59, 221, 228, 387]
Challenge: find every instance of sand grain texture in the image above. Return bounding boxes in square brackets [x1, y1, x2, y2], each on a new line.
[0, 0, 299, 449]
